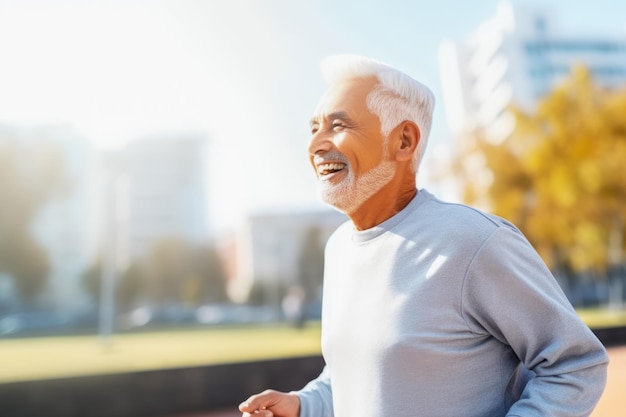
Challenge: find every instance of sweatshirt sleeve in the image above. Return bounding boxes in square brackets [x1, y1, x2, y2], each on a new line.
[462, 226, 609, 417]
[292, 365, 334, 417]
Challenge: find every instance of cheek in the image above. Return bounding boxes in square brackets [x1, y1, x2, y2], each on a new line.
[338, 141, 381, 171]
[334, 134, 362, 157]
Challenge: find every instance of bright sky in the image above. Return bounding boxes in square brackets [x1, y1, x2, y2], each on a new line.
[1, 0, 624, 233]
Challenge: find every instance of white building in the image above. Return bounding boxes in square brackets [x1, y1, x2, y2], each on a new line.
[0, 125, 93, 311]
[439, 1, 626, 143]
[97, 135, 212, 265]
[229, 208, 347, 303]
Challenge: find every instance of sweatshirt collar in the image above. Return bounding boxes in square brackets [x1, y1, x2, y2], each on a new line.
[350, 188, 432, 243]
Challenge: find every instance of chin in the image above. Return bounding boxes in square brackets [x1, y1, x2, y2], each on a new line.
[317, 161, 395, 215]
[323, 199, 351, 214]
[319, 188, 359, 214]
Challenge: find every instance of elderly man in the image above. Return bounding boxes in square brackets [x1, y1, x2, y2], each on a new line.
[239, 55, 608, 417]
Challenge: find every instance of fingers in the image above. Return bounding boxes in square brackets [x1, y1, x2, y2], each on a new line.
[240, 401, 272, 417]
[241, 410, 273, 417]
[239, 389, 281, 415]
[239, 389, 300, 417]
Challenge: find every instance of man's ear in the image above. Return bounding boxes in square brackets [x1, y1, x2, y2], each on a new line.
[394, 121, 420, 162]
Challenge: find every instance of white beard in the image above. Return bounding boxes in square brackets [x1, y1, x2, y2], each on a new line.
[318, 159, 396, 214]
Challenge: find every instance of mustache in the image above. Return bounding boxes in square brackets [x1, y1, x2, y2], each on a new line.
[313, 151, 349, 165]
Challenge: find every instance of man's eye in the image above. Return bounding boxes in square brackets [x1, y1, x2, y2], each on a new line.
[332, 122, 346, 130]
[311, 124, 319, 134]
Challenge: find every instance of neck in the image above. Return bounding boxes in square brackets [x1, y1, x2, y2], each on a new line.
[348, 183, 417, 231]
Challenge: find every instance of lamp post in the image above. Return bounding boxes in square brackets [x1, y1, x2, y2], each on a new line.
[99, 172, 120, 349]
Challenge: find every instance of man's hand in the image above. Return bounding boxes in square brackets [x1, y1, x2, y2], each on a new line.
[239, 389, 300, 417]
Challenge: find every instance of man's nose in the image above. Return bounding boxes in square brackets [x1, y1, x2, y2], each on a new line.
[308, 131, 333, 156]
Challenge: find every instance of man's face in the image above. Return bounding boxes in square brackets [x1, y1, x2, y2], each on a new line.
[308, 77, 395, 214]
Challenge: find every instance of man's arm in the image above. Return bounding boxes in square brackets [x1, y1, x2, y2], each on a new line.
[292, 365, 334, 417]
[463, 226, 609, 417]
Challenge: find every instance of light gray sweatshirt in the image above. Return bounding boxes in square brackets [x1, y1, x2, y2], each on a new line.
[296, 189, 608, 417]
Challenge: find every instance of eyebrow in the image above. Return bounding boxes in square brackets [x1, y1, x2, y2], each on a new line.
[310, 111, 353, 127]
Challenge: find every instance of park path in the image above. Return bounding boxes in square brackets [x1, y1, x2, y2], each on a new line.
[171, 346, 626, 417]
[591, 345, 626, 417]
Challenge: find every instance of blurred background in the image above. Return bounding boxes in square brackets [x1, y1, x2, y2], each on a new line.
[0, 0, 625, 415]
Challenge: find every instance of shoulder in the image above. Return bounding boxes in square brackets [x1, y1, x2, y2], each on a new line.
[417, 190, 520, 237]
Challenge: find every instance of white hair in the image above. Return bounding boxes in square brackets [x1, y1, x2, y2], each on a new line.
[320, 54, 435, 167]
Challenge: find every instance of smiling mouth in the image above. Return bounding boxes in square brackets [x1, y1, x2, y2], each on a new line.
[317, 163, 346, 176]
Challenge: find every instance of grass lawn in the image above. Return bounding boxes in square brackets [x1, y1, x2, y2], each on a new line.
[1, 308, 624, 385]
[576, 307, 626, 329]
[0, 323, 322, 384]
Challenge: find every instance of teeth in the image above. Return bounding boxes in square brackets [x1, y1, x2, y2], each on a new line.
[318, 163, 346, 174]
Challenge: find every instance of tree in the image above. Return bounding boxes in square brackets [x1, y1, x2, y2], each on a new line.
[142, 237, 230, 307]
[297, 226, 325, 304]
[81, 258, 144, 313]
[450, 66, 626, 276]
[117, 261, 144, 312]
[0, 139, 68, 304]
[190, 244, 229, 304]
[81, 239, 229, 317]
[81, 259, 103, 306]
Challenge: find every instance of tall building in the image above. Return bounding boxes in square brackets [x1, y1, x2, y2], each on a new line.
[439, 1, 626, 143]
[97, 135, 211, 265]
[229, 208, 347, 303]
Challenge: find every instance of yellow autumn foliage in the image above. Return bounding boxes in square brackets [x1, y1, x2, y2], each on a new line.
[450, 66, 626, 274]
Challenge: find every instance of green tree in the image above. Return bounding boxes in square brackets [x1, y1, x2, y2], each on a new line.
[190, 244, 229, 304]
[117, 261, 144, 312]
[82, 258, 145, 313]
[0, 139, 68, 303]
[81, 259, 103, 306]
[142, 238, 230, 307]
[297, 226, 325, 304]
[82, 240, 229, 315]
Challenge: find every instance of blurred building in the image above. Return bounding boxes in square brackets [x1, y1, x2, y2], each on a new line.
[0, 125, 93, 311]
[96, 135, 211, 265]
[229, 208, 347, 303]
[439, 1, 626, 143]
